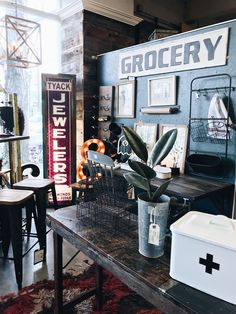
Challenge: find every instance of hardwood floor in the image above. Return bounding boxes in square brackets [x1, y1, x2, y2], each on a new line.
[0, 209, 92, 297]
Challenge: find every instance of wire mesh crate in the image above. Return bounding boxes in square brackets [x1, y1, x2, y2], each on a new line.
[76, 151, 138, 235]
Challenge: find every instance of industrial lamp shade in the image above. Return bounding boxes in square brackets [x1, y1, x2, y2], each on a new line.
[0, 15, 42, 68]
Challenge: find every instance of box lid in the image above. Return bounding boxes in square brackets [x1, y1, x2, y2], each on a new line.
[170, 211, 236, 251]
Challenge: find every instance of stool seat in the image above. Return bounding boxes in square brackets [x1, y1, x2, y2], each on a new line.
[13, 178, 55, 190]
[0, 188, 39, 289]
[0, 189, 33, 205]
[71, 180, 94, 204]
[13, 178, 58, 262]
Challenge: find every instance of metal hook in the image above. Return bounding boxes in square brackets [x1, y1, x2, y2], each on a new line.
[224, 87, 227, 97]
[203, 89, 208, 97]
[195, 90, 201, 99]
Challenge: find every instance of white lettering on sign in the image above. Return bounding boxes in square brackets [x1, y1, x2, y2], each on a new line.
[53, 151, 66, 161]
[52, 117, 67, 126]
[46, 82, 72, 91]
[53, 105, 66, 115]
[119, 28, 228, 78]
[53, 129, 66, 138]
[53, 140, 66, 150]
[54, 173, 67, 184]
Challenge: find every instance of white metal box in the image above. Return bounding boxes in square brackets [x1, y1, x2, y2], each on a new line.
[170, 211, 236, 305]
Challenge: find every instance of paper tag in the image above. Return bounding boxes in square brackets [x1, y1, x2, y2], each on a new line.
[34, 249, 44, 265]
[148, 223, 160, 245]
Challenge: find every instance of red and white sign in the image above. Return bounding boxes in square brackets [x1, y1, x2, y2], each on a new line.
[43, 75, 76, 204]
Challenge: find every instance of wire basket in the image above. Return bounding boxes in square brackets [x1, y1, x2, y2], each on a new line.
[190, 121, 207, 142]
[190, 120, 229, 144]
[206, 121, 229, 144]
[76, 176, 138, 235]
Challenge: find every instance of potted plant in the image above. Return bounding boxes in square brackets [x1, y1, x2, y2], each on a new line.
[123, 126, 177, 258]
[169, 142, 183, 175]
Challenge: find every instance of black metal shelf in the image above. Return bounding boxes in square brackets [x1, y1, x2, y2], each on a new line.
[189, 73, 232, 157]
[187, 74, 233, 178]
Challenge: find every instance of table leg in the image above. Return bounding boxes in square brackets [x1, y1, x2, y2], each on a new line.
[95, 264, 103, 310]
[8, 142, 15, 186]
[54, 232, 63, 314]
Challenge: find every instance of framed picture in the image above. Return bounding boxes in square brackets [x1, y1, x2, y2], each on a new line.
[159, 124, 188, 174]
[116, 80, 135, 118]
[134, 122, 158, 153]
[148, 75, 176, 106]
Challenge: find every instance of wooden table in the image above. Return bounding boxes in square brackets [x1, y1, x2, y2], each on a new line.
[151, 174, 233, 201]
[152, 174, 234, 217]
[0, 135, 29, 185]
[47, 206, 236, 314]
[118, 170, 234, 216]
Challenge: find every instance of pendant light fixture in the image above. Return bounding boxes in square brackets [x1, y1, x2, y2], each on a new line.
[0, 1, 42, 68]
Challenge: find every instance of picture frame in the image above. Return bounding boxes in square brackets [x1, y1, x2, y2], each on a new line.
[116, 79, 135, 118]
[134, 122, 158, 153]
[148, 75, 176, 106]
[159, 124, 188, 174]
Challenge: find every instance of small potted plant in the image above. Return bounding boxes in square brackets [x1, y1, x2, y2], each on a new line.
[169, 143, 182, 175]
[123, 126, 177, 258]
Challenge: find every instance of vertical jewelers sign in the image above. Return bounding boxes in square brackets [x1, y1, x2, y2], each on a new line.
[42, 74, 76, 205]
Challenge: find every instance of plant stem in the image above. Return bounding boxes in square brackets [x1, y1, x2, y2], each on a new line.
[148, 182, 152, 200]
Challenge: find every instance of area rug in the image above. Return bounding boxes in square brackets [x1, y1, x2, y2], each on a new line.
[0, 265, 163, 314]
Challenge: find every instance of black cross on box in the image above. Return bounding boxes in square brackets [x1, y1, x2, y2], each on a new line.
[199, 253, 220, 274]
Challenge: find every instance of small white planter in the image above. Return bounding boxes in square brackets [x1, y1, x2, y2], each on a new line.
[138, 193, 170, 258]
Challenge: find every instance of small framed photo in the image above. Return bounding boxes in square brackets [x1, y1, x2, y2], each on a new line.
[116, 80, 135, 118]
[148, 75, 176, 106]
[134, 122, 158, 153]
[159, 124, 188, 174]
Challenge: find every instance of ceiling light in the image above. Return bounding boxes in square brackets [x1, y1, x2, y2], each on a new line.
[0, 14, 42, 68]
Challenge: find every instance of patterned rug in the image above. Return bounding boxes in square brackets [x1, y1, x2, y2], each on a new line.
[0, 264, 163, 314]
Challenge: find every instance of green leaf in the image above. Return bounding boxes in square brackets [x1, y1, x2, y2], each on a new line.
[149, 129, 177, 167]
[128, 160, 156, 179]
[123, 126, 148, 163]
[123, 172, 150, 192]
[151, 179, 172, 202]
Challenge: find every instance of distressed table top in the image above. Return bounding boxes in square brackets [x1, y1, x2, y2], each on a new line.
[117, 169, 234, 201]
[47, 206, 236, 314]
[151, 174, 234, 201]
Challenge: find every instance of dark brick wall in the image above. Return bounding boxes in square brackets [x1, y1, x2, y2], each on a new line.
[83, 11, 136, 140]
[61, 10, 137, 142]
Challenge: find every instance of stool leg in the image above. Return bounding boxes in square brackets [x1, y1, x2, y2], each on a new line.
[8, 206, 23, 289]
[35, 190, 47, 261]
[0, 209, 11, 257]
[29, 197, 43, 248]
[25, 203, 32, 238]
[50, 184, 58, 210]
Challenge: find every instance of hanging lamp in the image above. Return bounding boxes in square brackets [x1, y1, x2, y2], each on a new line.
[0, 1, 41, 68]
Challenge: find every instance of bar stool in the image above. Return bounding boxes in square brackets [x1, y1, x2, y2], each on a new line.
[71, 165, 94, 204]
[13, 178, 58, 260]
[0, 189, 39, 289]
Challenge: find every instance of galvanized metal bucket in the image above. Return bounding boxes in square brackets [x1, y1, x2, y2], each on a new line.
[138, 194, 170, 258]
